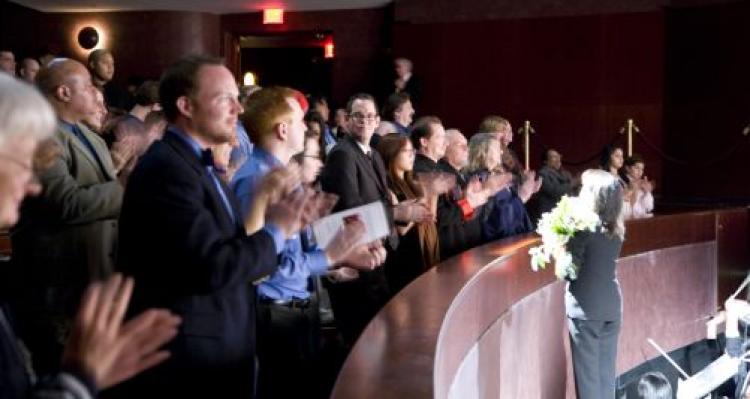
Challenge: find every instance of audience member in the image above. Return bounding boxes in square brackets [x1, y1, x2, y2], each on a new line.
[231, 86, 383, 398]
[88, 49, 132, 112]
[309, 95, 337, 151]
[0, 71, 180, 399]
[372, 92, 414, 148]
[115, 55, 315, 398]
[332, 107, 348, 139]
[529, 148, 575, 222]
[393, 57, 422, 106]
[9, 59, 126, 374]
[599, 145, 625, 180]
[320, 93, 430, 345]
[621, 154, 654, 219]
[376, 133, 443, 293]
[0, 50, 15, 76]
[18, 57, 40, 83]
[464, 133, 530, 241]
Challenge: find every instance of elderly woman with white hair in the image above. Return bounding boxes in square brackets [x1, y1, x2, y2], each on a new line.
[0, 74, 179, 398]
[565, 169, 625, 399]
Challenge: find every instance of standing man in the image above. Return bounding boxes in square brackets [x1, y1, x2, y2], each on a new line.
[116, 55, 310, 397]
[393, 57, 422, 106]
[18, 57, 40, 83]
[88, 49, 132, 112]
[0, 50, 15, 76]
[10, 59, 125, 374]
[320, 93, 428, 345]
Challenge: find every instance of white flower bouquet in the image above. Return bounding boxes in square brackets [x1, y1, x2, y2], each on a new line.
[529, 195, 600, 280]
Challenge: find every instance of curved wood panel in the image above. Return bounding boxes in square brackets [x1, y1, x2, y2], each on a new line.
[331, 209, 748, 399]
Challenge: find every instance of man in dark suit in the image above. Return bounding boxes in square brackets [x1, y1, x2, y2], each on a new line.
[9, 59, 126, 374]
[116, 55, 310, 397]
[320, 93, 429, 345]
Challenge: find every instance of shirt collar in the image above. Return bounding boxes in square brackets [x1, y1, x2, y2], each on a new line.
[250, 146, 283, 168]
[355, 139, 371, 156]
[167, 125, 204, 159]
[58, 119, 77, 135]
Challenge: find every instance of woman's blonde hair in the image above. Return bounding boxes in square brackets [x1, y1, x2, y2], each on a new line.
[464, 132, 500, 174]
[579, 169, 625, 239]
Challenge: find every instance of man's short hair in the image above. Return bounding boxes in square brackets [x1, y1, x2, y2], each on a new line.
[241, 86, 302, 144]
[394, 57, 413, 71]
[159, 54, 225, 122]
[134, 80, 160, 106]
[345, 93, 377, 114]
[381, 92, 410, 121]
[477, 115, 510, 133]
[87, 49, 112, 66]
[409, 116, 442, 151]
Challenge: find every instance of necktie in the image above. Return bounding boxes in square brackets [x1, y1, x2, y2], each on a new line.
[202, 148, 237, 223]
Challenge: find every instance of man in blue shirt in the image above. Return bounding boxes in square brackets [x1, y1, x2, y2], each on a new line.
[232, 87, 383, 399]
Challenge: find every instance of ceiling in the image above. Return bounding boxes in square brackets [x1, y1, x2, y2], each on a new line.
[9, 0, 393, 14]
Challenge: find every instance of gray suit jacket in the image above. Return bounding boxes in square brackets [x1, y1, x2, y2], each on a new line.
[11, 123, 123, 316]
[565, 230, 623, 321]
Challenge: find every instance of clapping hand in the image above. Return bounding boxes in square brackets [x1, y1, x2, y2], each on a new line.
[393, 198, 434, 223]
[483, 172, 513, 196]
[416, 171, 456, 197]
[111, 135, 138, 175]
[518, 170, 542, 203]
[265, 187, 315, 239]
[465, 177, 489, 209]
[62, 274, 181, 390]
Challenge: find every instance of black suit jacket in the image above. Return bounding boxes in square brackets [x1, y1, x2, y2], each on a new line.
[116, 130, 278, 396]
[319, 136, 392, 343]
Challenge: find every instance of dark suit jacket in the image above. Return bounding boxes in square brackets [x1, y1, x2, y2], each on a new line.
[565, 230, 623, 322]
[319, 136, 392, 343]
[116, 130, 278, 396]
[9, 123, 122, 364]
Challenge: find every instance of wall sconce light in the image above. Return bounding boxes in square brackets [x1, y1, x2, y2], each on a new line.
[77, 26, 99, 50]
[243, 72, 256, 86]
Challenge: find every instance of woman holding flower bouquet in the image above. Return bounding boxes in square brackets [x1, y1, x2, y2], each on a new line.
[564, 169, 625, 399]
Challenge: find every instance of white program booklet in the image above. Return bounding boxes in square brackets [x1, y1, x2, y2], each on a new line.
[311, 201, 390, 249]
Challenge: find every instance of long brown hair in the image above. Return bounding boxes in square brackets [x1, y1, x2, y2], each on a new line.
[376, 133, 422, 199]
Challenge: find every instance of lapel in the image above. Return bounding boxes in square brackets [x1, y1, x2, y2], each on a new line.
[78, 124, 117, 180]
[58, 124, 108, 181]
[163, 132, 242, 231]
[345, 136, 386, 196]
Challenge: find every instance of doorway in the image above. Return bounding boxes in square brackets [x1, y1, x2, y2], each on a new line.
[239, 32, 334, 99]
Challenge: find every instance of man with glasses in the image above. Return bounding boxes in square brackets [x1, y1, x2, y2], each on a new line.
[320, 93, 430, 346]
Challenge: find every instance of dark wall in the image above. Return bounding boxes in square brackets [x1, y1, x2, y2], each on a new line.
[662, 1, 750, 202]
[0, 0, 220, 83]
[393, 12, 665, 180]
[221, 7, 391, 108]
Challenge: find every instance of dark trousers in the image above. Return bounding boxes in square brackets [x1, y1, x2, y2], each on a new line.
[256, 298, 321, 399]
[568, 317, 621, 399]
[323, 270, 389, 346]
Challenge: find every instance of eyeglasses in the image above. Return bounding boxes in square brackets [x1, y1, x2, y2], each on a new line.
[350, 113, 379, 122]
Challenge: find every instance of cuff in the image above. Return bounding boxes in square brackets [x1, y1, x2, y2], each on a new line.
[59, 367, 98, 399]
[456, 198, 475, 220]
[308, 249, 331, 275]
[262, 224, 286, 254]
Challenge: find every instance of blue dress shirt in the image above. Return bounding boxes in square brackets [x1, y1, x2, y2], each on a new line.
[231, 147, 330, 300]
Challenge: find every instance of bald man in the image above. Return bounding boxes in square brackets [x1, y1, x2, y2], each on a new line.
[18, 57, 40, 83]
[8, 59, 125, 375]
[0, 50, 15, 76]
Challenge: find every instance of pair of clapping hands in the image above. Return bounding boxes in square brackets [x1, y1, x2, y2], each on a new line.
[61, 274, 181, 391]
[252, 165, 388, 283]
